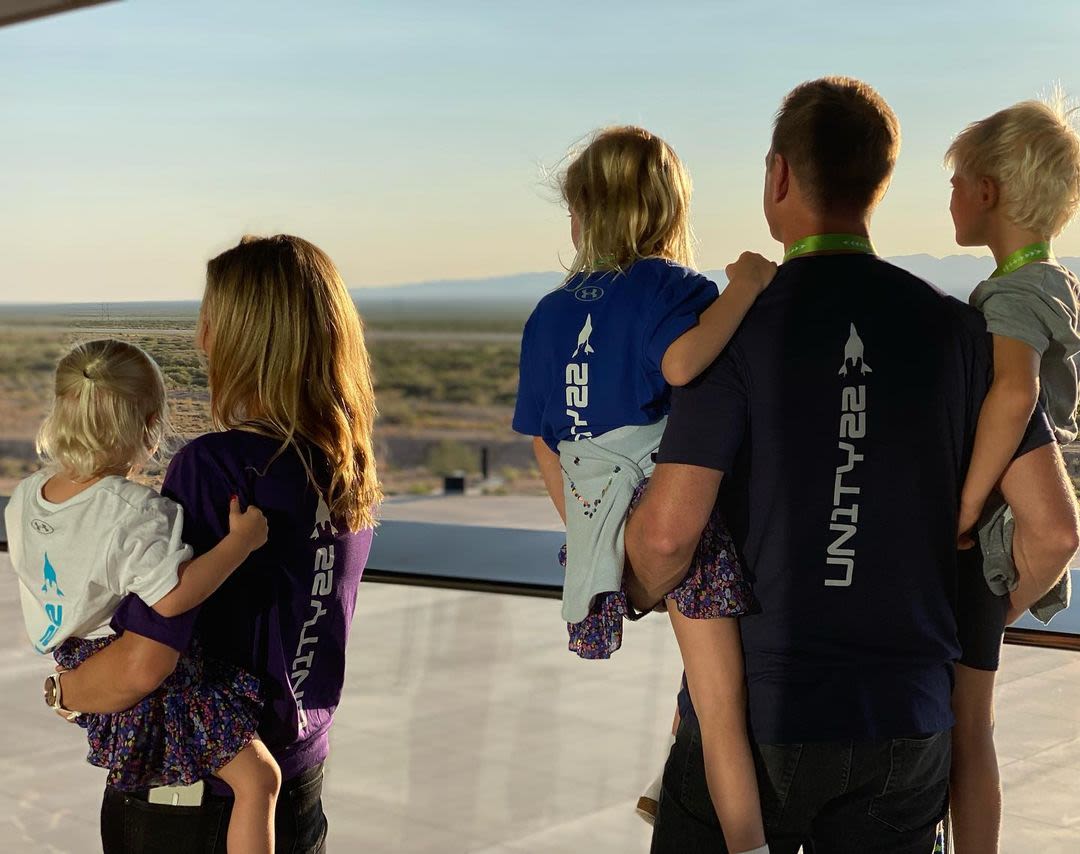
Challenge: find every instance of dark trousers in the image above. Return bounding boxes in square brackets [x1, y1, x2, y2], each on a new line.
[651, 716, 950, 854]
[100, 762, 327, 854]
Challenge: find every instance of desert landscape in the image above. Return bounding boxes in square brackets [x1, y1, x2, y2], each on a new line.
[0, 299, 544, 498]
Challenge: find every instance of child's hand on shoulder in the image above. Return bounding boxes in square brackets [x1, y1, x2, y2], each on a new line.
[228, 496, 269, 553]
[725, 251, 777, 296]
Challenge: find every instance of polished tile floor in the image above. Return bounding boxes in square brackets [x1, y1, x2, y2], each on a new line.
[1, 554, 1079, 852]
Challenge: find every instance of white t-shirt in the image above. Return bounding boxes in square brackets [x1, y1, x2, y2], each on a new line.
[4, 471, 192, 654]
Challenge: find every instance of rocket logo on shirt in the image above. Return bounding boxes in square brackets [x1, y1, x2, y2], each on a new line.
[571, 314, 596, 359]
[566, 314, 595, 440]
[41, 552, 63, 596]
[310, 495, 337, 540]
[296, 491, 339, 731]
[839, 324, 873, 376]
[36, 553, 64, 652]
[827, 324, 871, 588]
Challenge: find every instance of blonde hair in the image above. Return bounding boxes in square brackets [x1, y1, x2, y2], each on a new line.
[37, 339, 168, 480]
[202, 234, 381, 531]
[946, 96, 1080, 237]
[560, 126, 694, 279]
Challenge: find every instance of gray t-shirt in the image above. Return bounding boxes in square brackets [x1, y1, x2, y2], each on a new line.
[970, 260, 1080, 443]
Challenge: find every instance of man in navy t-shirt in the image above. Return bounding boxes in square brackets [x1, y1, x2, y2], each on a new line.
[626, 77, 1079, 853]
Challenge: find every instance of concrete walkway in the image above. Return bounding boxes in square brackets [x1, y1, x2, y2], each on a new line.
[1, 554, 1079, 852]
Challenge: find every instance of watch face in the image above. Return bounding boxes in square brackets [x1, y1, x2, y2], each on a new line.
[44, 676, 57, 707]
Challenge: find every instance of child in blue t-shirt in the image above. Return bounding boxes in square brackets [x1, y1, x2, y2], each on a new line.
[513, 126, 775, 854]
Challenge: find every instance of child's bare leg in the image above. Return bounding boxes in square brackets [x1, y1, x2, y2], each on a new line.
[214, 738, 282, 854]
[950, 663, 1001, 854]
[669, 606, 765, 853]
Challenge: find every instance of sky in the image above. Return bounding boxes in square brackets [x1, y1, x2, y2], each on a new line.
[2, 0, 1080, 302]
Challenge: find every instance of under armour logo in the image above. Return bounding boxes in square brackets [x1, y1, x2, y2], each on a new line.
[30, 519, 55, 535]
[839, 324, 872, 376]
[571, 314, 596, 359]
[575, 286, 604, 302]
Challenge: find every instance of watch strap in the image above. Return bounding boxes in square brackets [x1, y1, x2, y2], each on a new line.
[49, 671, 81, 721]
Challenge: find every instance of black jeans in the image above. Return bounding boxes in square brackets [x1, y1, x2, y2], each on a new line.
[651, 716, 950, 854]
[100, 762, 327, 854]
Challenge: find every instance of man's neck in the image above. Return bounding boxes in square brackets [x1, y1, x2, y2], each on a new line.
[986, 222, 1050, 269]
[780, 214, 871, 257]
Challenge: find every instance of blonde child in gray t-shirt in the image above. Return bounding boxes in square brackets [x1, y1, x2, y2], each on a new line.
[946, 96, 1080, 854]
[949, 100, 1080, 614]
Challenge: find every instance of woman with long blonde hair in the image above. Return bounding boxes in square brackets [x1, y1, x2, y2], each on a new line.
[56, 234, 380, 853]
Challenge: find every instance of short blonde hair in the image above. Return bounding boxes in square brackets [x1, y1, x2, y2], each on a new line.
[946, 97, 1080, 237]
[37, 339, 168, 480]
[203, 234, 381, 531]
[560, 126, 694, 279]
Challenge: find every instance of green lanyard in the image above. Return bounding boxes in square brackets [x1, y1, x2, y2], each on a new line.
[783, 233, 876, 262]
[991, 241, 1053, 278]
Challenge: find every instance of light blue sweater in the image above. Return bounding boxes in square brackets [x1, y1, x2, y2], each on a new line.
[557, 419, 666, 624]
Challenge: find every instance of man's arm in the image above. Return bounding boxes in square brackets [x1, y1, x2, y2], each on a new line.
[999, 442, 1080, 623]
[55, 630, 180, 714]
[624, 462, 724, 610]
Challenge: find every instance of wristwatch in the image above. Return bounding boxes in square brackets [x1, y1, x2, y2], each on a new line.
[43, 671, 81, 721]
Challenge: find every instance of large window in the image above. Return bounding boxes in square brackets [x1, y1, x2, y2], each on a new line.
[2, 0, 1079, 629]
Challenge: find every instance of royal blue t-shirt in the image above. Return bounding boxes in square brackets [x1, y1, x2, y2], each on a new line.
[111, 430, 373, 785]
[512, 258, 717, 448]
[657, 254, 1054, 744]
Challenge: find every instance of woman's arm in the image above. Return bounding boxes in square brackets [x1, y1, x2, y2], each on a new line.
[958, 336, 1041, 543]
[533, 437, 566, 524]
[151, 498, 267, 618]
[661, 253, 776, 387]
[54, 630, 180, 714]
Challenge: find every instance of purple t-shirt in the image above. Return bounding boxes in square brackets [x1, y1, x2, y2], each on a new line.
[112, 430, 373, 784]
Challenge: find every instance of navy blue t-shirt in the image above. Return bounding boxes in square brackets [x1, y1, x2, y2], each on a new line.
[657, 254, 1054, 744]
[512, 258, 717, 448]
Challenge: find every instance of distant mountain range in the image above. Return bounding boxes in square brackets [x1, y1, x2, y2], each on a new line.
[352, 255, 1080, 306]
[3, 255, 1078, 310]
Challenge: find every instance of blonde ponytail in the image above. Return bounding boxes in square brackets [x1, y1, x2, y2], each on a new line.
[38, 339, 169, 480]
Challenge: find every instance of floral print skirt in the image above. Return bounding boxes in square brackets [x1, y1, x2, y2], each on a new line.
[54, 636, 262, 791]
[565, 479, 755, 659]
